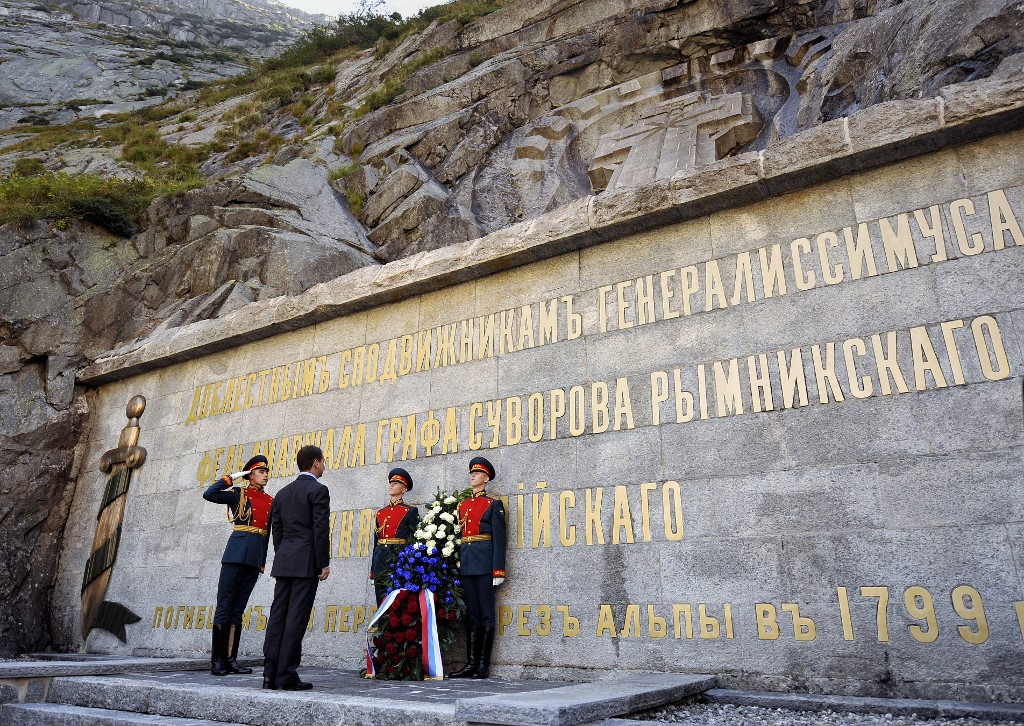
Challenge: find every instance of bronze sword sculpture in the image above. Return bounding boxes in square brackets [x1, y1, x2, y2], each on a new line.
[80, 395, 147, 642]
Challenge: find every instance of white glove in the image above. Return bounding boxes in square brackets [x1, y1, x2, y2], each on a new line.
[226, 470, 250, 483]
[493, 577, 505, 587]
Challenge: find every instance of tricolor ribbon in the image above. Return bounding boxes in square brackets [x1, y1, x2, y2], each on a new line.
[419, 590, 443, 680]
[364, 589, 443, 680]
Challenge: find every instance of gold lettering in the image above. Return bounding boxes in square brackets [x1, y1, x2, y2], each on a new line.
[950, 198, 985, 255]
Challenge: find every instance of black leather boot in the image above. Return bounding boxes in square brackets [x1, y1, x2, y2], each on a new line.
[471, 628, 495, 679]
[225, 625, 252, 674]
[448, 627, 482, 678]
[210, 625, 229, 676]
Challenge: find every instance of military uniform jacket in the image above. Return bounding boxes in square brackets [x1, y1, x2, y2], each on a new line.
[269, 473, 331, 579]
[203, 480, 273, 569]
[458, 492, 506, 577]
[370, 501, 419, 580]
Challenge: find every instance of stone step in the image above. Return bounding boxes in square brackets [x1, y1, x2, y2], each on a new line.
[46, 674, 457, 726]
[456, 673, 717, 726]
[0, 657, 212, 680]
[704, 688, 1024, 722]
[39, 669, 716, 726]
[0, 702, 245, 726]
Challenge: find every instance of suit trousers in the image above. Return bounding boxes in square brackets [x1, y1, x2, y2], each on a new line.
[462, 574, 496, 629]
[214, 563, 260, 626]
[262, 576, 318, 687]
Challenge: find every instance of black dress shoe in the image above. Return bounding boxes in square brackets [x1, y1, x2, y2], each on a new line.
[281, 680, 313, 691]
[262, 678, 278, 690]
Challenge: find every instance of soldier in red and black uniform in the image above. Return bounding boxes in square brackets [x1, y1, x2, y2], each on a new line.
[203, 454, 273, 676]
[450, 456, 506, 679]
[370, 468, 419, 606]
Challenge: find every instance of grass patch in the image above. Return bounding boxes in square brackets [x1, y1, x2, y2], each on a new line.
[0, 171, 156, 237]
[356, 78, 405, 116]
[328, 161, 360, 181]
[345, 188, 365, 216]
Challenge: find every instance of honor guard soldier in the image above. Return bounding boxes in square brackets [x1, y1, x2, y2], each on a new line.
[203, 454, 273, 676]
[449, 456, 506, 679]
[370, 468, 419, 606]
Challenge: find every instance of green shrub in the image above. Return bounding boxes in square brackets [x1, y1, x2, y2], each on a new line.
[302, 65, 337, 85]
[0, 172, 154, 237]
[12, 157, 46, 177]
[227, 140, 258, 162]
[328, 161, 360, 181]
[346, 188, 365, 215]
[356, 78, 404, 116]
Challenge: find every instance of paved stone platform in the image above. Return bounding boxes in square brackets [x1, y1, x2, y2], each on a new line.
[0, 664, 716, 726]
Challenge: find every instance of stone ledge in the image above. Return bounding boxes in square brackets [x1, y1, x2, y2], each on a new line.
[704, 688, 1024, 722]
[46, 675, 458, 726]
[0, 658, 210, 680]
[456, 673, 716, 726]
[0, 702, 244, 726]
[78, 74, 1024, 385]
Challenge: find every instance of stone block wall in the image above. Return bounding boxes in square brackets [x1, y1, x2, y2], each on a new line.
[53, 120, 1024, 700]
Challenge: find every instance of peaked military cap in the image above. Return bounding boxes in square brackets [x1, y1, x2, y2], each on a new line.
[242, 454, 270, 480]
[469, 456, 495, 480]
[389, 467, 413, 491]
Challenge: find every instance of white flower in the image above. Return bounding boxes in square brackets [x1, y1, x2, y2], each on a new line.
[425, 523, 437, 534]
[444, 496, 457, 504]
[436, 526, 446, 537]
[414, 543, 424, 550]
[415, 530, 428, 540]
[439, 512, 454, 523]
[442, 544, 454, 557]
[453, 524, 461, 533]
[426, 539, 436, 549]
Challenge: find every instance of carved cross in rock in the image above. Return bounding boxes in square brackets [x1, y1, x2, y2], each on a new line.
[589, 91, 762, 192]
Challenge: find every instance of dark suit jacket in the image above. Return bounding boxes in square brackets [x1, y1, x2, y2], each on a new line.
[269, 473, 331, 578]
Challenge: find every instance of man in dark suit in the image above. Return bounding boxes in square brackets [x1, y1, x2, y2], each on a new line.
[261, 445, 331, 690]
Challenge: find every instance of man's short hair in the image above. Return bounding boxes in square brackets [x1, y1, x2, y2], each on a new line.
[296, 445, 324, 472]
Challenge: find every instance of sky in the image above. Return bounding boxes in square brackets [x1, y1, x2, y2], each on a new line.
[280, 0, 438, 19]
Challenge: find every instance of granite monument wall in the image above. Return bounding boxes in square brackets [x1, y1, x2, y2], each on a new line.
[53, 100, 1024, 700]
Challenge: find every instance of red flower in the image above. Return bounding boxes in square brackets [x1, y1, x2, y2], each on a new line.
[389, 614, 400, 628]
[405, 628, 417, 641]
[406, 646, 420, 658]
[385, 664, 396, 674]
[372, 637, 383, 648]
[385, 643, 397, 655]
[401, 613, 414, 626]
[436, 608, 447, 619]
[394, 631, 406, 644]
[446, 610, 456, 620]
[401, 667, 411, 676]
[391, 652, 403, 664]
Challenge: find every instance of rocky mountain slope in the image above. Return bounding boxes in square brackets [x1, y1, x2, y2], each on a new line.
[1, 0, 1023, 655]
[0, 0, 323, 130]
